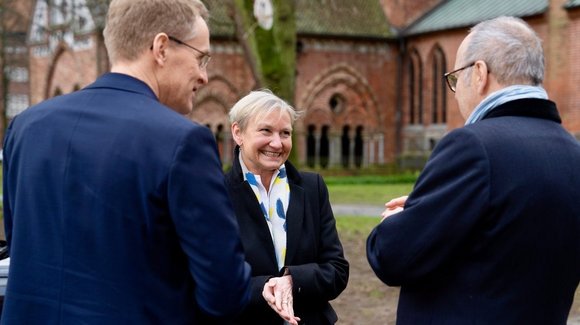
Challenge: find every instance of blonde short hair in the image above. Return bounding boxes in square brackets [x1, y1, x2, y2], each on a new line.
[229, 90, 300, 132]
[103, 0, 208, 64]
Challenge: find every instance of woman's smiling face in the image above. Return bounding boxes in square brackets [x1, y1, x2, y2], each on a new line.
[233, 109, 293, 178]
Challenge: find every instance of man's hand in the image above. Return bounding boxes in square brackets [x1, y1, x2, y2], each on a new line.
[381, 196, 408, 221]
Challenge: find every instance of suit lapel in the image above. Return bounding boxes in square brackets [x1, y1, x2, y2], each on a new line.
[227, 151, 306, 270]
[285, 182, 305, 264]
[232, 181, 279, 268]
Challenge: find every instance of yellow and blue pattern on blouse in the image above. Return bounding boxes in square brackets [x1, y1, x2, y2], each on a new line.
[244, 166, 290, 271]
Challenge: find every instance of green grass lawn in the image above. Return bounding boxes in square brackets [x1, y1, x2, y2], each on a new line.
[0, 173, 416, 239]
[328, 177, 415, 236]
[334, 215, 379, 240]
[327, 183, 414, 205]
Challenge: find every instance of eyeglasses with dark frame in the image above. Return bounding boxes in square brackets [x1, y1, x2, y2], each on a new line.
[443, 62, 475, 93]
[168, 35, 212, 69]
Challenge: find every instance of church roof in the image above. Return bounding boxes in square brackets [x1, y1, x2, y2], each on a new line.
[204, 0, 394, 39]
[404, 0, 548, 36]
[564, 0, 580, 9]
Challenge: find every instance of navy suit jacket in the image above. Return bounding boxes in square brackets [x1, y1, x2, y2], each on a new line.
[367, 98, 580, 324]
[2, 73, 251, 324]
[225, 149, 349, 325]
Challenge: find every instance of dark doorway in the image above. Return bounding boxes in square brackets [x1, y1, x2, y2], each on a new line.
[341, 125, 351, 168]
[320, 125, 330, 169]
[306, 125, 316, 168]
[354, 126, 363, 168]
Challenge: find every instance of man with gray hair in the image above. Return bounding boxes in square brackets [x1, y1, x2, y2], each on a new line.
[367, 16, 580, 324]
[2, 0, 250, 323]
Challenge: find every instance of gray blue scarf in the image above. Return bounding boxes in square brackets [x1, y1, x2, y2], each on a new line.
[465, 85, 548, 125]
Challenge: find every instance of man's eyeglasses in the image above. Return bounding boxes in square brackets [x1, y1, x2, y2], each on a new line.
[168, 35, 211, 69]
[443, 62, 475, 93]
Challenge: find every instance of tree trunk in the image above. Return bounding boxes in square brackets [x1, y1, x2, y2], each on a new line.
[231, 0, 298, 160]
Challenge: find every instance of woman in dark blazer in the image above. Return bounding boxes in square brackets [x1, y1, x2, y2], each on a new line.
[225, 90, 349, 325]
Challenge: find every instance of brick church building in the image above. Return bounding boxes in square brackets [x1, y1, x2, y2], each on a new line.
[5, 0, 580, 169]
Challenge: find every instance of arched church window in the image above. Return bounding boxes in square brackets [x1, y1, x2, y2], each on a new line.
[408, 50, 423, 125]
[432, 47, 447, 124]
[306, 124, 316, 168]
[408, 59, 415, 124]
[329, 94, 345, 114]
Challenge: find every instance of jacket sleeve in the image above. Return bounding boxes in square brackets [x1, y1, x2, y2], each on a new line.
[366, 128, 490, 287]
[167, 125, 251, 318]
[288, 174, 349, 302]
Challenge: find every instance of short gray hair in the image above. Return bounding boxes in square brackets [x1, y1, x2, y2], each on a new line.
[229, 90, 300, 131]
[463, 16, 544, 86]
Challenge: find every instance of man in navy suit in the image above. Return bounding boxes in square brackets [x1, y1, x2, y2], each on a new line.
[367, 16, 580, 324]
[1, 0, 251, 323]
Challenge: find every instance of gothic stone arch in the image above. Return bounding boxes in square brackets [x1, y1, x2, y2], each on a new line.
[190, 75, 241, 165]
[297, 63, 383, 167]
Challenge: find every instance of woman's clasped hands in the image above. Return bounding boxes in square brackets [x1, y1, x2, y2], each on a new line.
[262, 274, 301, 325]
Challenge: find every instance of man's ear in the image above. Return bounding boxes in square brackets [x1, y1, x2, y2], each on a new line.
[473, 60, 490, 95]
[151, 33, 170, 66]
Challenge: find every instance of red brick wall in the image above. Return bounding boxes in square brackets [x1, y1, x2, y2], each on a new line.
[294, 38, 398, 163]
[25, 2, 580, 165]
[29, 48, 53, 105]
[403, 12, 580, 142]
[564, 9, 580, 135]
[29, 36, 100, 105]
[544, 0, 571, 132]
[380, 0, 443, 29]
[190, 38, 399, 165]
[404, 29, 468, 131]
[187, 41, 255, 164]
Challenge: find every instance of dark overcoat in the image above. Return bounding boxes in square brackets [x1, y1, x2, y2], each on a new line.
[367, 98, 580, 324]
